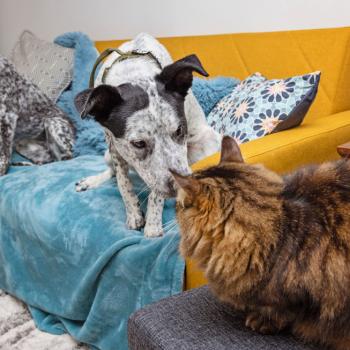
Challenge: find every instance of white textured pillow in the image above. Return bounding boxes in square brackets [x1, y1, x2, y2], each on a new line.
[10, 30, 74, 102]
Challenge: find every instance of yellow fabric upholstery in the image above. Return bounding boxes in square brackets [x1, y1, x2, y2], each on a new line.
[95, 27, 350, 290]
[192, 111, 350, 174]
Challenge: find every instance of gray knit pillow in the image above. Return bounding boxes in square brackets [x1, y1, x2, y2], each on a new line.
[10, 30, 74, 102]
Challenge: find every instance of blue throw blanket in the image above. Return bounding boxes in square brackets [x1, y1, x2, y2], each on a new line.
[55, 32, 107, 157]
[192, 76, 240, 116]
[0, 157, 184, 350]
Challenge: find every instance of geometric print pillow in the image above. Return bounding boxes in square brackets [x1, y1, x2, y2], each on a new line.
[10, 31, 74, 102]
[207, 71, 321, 144]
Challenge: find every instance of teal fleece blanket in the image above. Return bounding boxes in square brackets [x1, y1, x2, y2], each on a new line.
[0, 157, 184, 350]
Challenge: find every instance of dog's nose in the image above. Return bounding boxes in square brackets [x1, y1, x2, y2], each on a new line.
[167, 178, 177, 193]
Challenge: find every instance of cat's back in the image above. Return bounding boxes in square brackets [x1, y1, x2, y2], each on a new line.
[282, 159, 350, 205]
[278, 160, 350, 334]
[279, 159, 350, 267]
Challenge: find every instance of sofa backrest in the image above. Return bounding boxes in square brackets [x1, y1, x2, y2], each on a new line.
[95, 27, 350, 121]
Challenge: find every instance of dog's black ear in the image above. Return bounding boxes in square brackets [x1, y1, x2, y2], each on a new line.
[158, 54, 209, 97]
[74, 84, 123, 121]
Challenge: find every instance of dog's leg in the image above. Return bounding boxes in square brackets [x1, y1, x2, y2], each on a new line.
[104, 136, 145, 230]
[144, 191, 164, 237]
[44, 116, 74, 161]
[0, 109, 18, 176]
[113, 154, 145, 230]
[76, 151, 115, 191]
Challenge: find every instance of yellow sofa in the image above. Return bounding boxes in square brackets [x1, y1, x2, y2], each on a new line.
[95, 26, 350, 290]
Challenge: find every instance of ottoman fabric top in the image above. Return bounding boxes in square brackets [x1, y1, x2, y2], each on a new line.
[128, 286, 317, 350]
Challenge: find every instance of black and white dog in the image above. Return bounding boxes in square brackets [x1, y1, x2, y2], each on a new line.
[75, 33, 220, 237]
[0, 56, 75, 175]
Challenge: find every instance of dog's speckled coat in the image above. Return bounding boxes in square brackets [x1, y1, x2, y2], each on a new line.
[0, 56, 75, 175]
[75, 33, 221, 237]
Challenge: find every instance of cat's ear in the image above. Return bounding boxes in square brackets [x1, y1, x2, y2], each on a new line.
[170, 170, 200, 195]
[220, 135, 244, 163]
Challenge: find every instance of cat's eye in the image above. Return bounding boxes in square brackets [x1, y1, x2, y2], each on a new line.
[131, 140, 146, 149]
[173, 125, 184, 140]
[180, 197, 193, 209]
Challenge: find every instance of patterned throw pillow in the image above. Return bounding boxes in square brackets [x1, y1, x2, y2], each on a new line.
[10, 31, 74, 102]
[207, 71, 320, 144]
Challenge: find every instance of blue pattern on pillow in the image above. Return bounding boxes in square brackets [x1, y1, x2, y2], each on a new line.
[207, 72, 320, 144]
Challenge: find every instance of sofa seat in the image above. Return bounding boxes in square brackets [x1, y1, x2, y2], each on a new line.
[194, 110, 350, 172]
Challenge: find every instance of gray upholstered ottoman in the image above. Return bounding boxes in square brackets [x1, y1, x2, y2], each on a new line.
[128, 286, 317, 350]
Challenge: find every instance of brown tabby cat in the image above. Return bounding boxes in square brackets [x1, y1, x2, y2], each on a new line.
[171, 136, 350, 350]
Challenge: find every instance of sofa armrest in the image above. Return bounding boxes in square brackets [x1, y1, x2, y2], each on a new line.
[128, 286, 314, 349]
[193, 110, 350, 174]
[186, 110, 350, 290]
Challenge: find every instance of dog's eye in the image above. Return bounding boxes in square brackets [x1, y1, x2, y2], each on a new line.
[131, 140, 146, 149]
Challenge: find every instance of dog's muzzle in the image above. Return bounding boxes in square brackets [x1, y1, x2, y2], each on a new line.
[156, 178, 177, 198]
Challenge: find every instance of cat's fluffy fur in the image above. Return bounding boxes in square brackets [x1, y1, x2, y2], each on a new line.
[172, 136, 350, 350]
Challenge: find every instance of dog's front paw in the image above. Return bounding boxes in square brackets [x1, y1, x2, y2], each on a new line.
[75, 178, 90, 192]
[76, 177, 100, 192]
[127, 212, 145, 231]
[144, 223, 163, 238]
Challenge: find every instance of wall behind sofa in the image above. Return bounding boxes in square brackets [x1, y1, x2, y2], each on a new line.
[0, 0, 349, 56]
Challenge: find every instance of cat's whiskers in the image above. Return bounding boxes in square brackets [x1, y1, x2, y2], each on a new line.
[163, 219, 177, 230]
[166, 226, 178, 234]
[136, 185, 149, 197]
[163, 220, 178, 233]
[139, 193, 150, 207]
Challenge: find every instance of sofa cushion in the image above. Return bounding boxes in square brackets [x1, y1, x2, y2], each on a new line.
[128, 286, 316, 349]
[192, 110, 350, 174]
